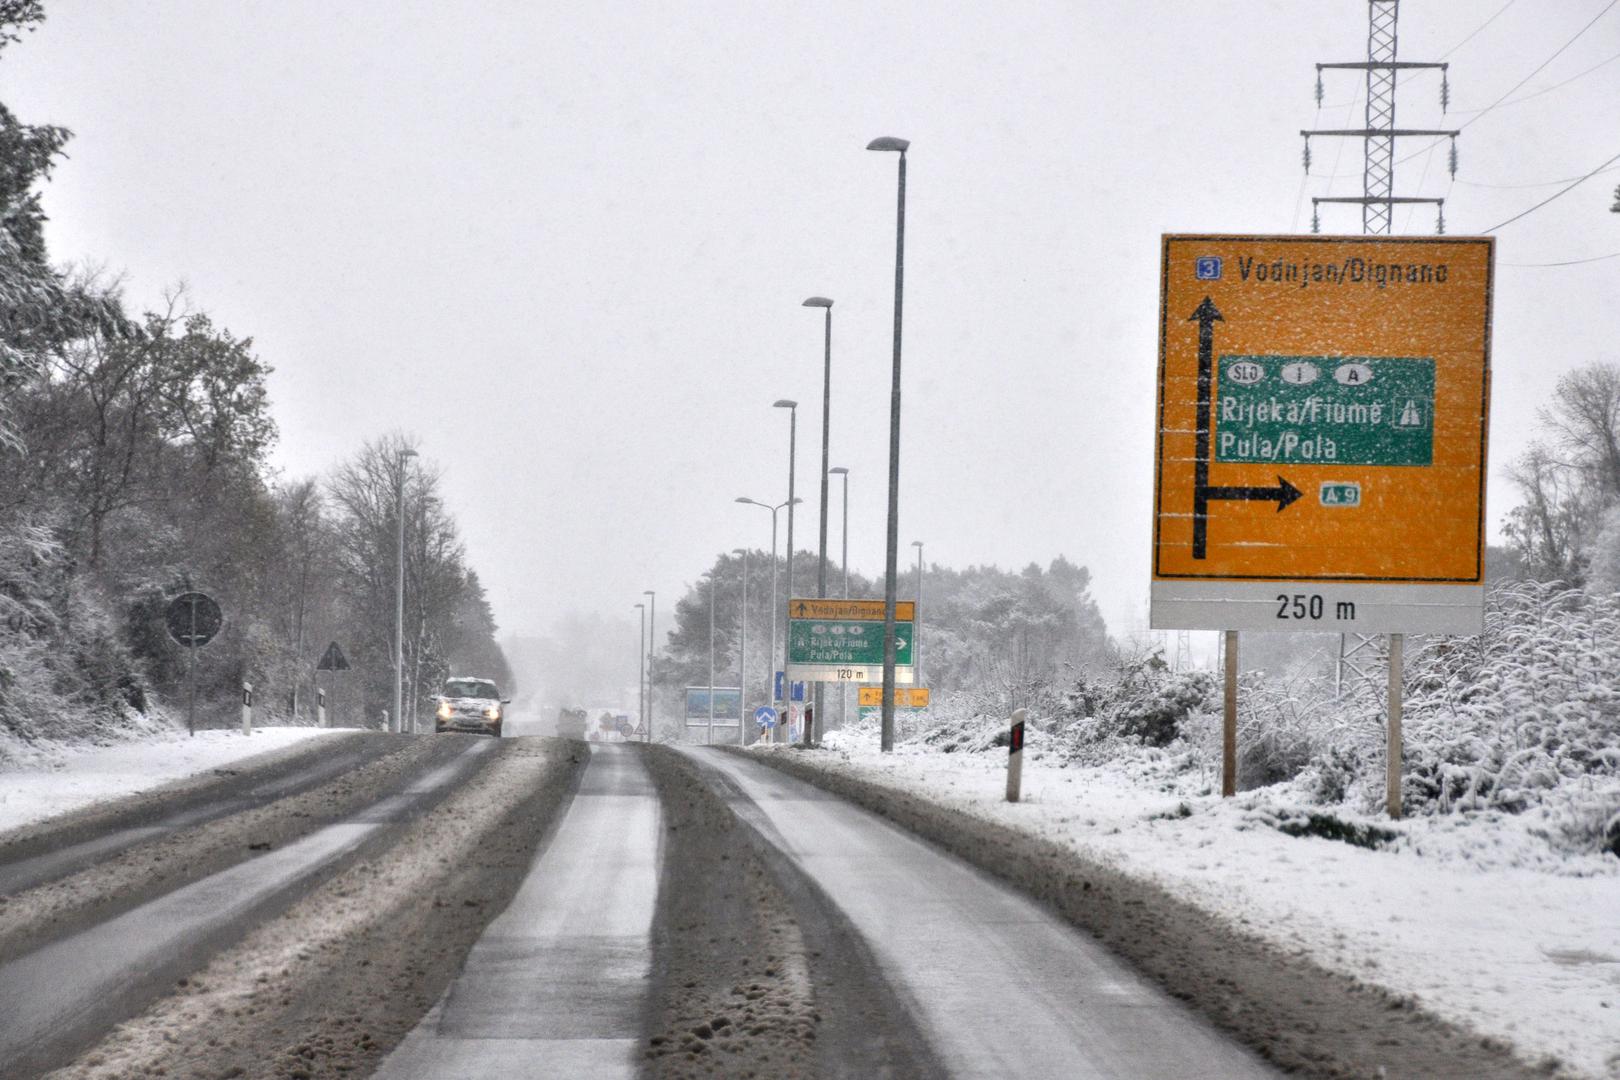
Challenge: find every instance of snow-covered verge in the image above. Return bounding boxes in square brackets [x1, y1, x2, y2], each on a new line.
[766, 716, 1620, 1079]
[0, 725, 341, 834]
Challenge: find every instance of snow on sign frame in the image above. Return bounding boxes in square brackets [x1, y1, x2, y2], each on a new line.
[1152, 235, 1494, 635]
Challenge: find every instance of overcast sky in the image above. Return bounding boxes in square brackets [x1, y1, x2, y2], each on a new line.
[4, 1, 1617, 642]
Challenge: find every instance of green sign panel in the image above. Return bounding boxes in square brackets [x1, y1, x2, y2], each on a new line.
[1216, 355, 1434, 467]
[787, 618, 913, 667]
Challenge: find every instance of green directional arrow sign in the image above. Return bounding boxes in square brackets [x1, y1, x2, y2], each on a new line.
[787, 618, 913, 667]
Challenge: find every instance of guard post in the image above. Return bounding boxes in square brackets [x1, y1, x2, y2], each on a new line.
[241, 681, 254, 736]
[1006, 707, 1026, 803]
[317, 687, 327, 729]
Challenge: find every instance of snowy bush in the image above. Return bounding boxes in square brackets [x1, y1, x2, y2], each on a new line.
[0, 517, 160, 766]
[1393, 582, 1620, 836]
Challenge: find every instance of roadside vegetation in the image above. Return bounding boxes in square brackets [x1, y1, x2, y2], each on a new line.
[0, 3, 506, 761]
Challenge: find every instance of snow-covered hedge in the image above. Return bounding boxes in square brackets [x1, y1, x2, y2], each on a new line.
[884, 581, 1620, 857]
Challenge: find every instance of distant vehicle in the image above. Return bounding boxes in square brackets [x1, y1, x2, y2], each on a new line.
[435, 677, 509, 737]
[556, 707, 589, 740]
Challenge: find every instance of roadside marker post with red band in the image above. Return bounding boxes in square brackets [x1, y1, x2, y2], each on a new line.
[1006, 708, 1027, 803]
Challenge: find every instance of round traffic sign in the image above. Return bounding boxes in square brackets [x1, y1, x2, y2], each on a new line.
[165, 592, 223, 649]
[754, 705, 777, 729]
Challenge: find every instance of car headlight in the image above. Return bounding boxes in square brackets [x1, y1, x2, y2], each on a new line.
[437, 702, 452, 720]
[484, 706, 501, 720]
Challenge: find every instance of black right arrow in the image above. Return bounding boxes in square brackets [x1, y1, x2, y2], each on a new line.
[1205, 478, 1304, 511]
[1189, 297, 1302, 559]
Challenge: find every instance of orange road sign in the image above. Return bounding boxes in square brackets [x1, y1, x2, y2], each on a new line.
[788, 598, 915, 622]
[1152, 235, 1493, 634]
[857, 687, 930, 708]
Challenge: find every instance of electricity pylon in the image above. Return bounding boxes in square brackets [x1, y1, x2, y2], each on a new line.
[1302, 1, 1459, 695]
[1302, 0, 1459, 235]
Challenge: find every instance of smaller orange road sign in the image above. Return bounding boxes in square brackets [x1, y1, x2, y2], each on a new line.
[857, 686, 930, 708]
[788, 598, 914, 622]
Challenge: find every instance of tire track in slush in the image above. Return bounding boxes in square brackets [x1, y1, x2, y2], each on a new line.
[0, 739, 494, 1078]
[373, 742, 661, 1080]
[677, 746, 1282, 1080]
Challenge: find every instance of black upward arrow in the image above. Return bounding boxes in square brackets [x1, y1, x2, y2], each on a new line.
[795, 601, 809, 616]
[1189, 297, 1302, 560]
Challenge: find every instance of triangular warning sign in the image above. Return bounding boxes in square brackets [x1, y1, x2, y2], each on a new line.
[316, 641, 350, 671]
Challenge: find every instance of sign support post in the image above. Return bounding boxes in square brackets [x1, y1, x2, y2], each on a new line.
[186, 611, 198, 738]
[1387, 633, 1404, 818]
[165, 591, 222, 736]
[1222, 630, 1238, 797]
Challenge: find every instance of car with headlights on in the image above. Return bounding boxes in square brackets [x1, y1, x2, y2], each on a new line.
[435, 677, 509, 737]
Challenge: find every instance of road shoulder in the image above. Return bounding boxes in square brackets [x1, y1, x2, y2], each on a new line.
[730, 745, 1549, 1080]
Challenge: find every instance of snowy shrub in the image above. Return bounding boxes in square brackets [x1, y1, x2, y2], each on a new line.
[1394, 582, 1620, 832]
[0, 517, 160, 764]
[1050, 653, 1220, 758]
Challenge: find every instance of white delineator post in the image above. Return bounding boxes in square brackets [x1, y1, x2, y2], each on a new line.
[241, 682, 254, 736]
[317, 687, 327, 729]
[1006, 708, 1027, 803]
[1387, 633, 1404, 819]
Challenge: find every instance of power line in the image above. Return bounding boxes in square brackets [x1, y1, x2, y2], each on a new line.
[1480, 146, 1620, 232]
[1450, 46, 1620, 115]
[1397, 0, 1620, 166]
[1458, 163, 1620, 190]
[1503, 251, 1620, 267]
[1441, 0, 1520, 59]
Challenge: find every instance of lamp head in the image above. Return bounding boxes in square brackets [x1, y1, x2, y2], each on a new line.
[399, 448, 419, 460]
[828, 466, 848, 475]
[773, 399, 797, 410]
[735, 496, 759, 506]
[802, 296, 834, 309]
[911, 540, 924, 549]
[866, 136, 910, 153]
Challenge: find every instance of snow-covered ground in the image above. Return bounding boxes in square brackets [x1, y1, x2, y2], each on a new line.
[794, 728, 1620, 1079]
[0, 726, 343, 834]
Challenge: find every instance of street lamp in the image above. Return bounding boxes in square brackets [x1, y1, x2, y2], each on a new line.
[911, 540, 925, 689]
[868, 134, 909, 752]
[829, 467, 850, 598]
[803, 297, 834, 744]
[733, 547, 749, 746]
[736, 496, 799, 737]
[707, 567, 717, 745]
[773, 398, 798, 744]
[643, 590, 656, 742]
[829, 466, 850, 729]
[634, 602, 646, 737]
[394, 447, 418, 734]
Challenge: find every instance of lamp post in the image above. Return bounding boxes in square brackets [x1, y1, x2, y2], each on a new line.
[736, 496, 799, 737]
[634, 602, 646, 737]
[803, 296, 834, 745]
[912, 540, 925, 688]
[868, 134, 909, 753]
[707, 568, 716, 745]
[773, 399, 798, 744]
[829, 466, 849, 729]
[643, 590, 656, 742]
[394, 447, 418, 734]
[733, 547, 749, 745]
